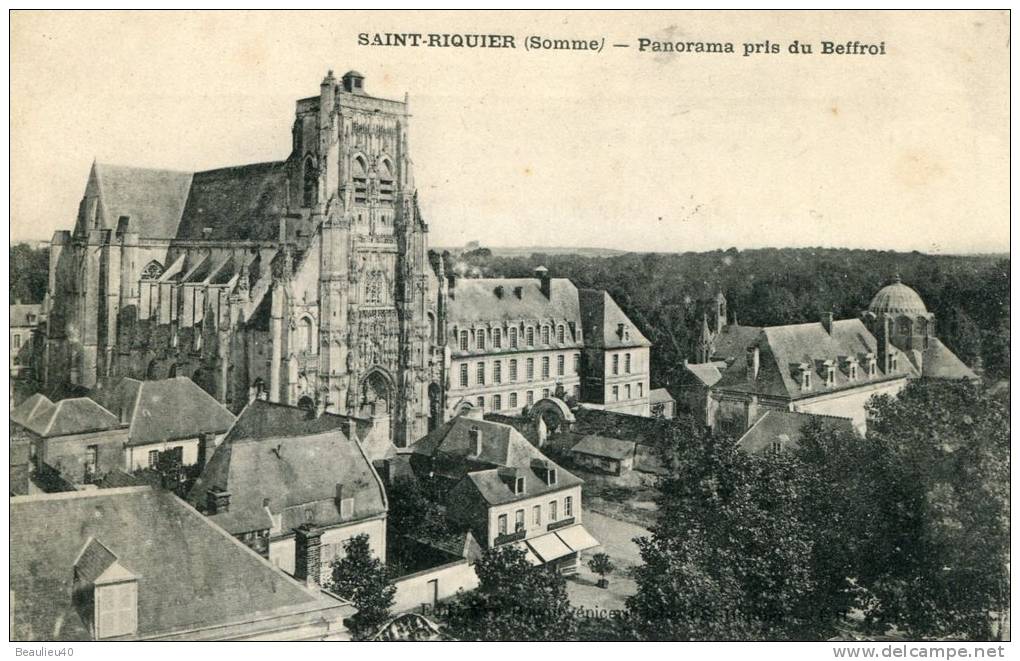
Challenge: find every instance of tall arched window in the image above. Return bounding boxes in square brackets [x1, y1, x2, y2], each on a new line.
[298, 317, 314, 353]
[302, 157, 317, 208]
[352, 156, 367, 204]
[896, 317, 912, 336]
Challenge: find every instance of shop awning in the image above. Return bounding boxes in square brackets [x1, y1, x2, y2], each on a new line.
[525, 532, 574, 563]
[555, 525, 601, 553]
[510, 540, 542, 565]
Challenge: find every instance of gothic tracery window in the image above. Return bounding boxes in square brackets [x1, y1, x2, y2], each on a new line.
[141, 260, 164, 280]
[303, 156, 317, 208]
[366, 270, 384, 304]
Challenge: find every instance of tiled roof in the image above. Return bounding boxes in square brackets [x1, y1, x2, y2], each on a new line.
[11, 396, 121, 438]
[578, 289, 652, 349]
[736, 410, 857, 454]
[713, 319, 915, 400]
[92, 163, 193, 240]
[92, 377, 235, 446]
[188, 407, 388, 536]
[10, 304, 42, 327]
[571, 435, 636, 460]
[11, 487, 351, 641]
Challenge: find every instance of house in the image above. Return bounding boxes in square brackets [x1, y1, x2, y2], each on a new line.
[91, 376, 236, 471]
[649, 387, 676, 419]
[10, 303, 43, 383]
[409, 411, 600, 573]
[187, 399, 389, 583]
[570, 434, 637, 476]
[11, 487, 355, 640]
[10, 393, 127, 486]
[735, 410, 857, 454]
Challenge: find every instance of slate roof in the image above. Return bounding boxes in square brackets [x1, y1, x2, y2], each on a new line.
[578, 289, 652, 349]
[713, 319, 915, 400]
[571, 435, 636, 461]
[684, 361, 727, 388]
[91, 163, 194, 240]
[189, 405, 388, 537]
[410, 414, 582, 505]
[222, 398, 369, 444]
[85, 161, 288, 242]
[915, 338, 979, 380]
[649, 388, 675, 404]
[10, 304, 42, 327]
[736, 410, 857, 454]
[11, 395, 122, 438]
[709, 324, 763, 362]
[11, 487, 351, 641]
[92, 377, 235, 446]
[177, 162, 288, 241]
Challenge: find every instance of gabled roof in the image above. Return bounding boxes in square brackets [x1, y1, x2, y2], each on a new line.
[445, 277, 582, 328]
[684, 361, 727, 388]
[189, 405, 388, 536]
[12, 396, 121, 438]
[11, 487, 351, 641]
[710, 324, 763, 361]
[92, 377, 235, 446]
[578, 289, 651, 349]
[714, 319, 916, 400]
[571, 435, 636, 461]
[91, 163, 194, 240]
[736, 410, 857, 454]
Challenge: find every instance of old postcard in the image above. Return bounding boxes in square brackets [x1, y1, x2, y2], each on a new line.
[8, 9, 1010, 652]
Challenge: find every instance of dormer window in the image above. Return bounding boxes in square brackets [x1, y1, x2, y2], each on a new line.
[73, 538, 139, 640]
[460, 330, 469, 351]
[477, 331, 485, 351]
[526, 327, 535, 347]
[823, 360, 836, 388]
[618, 323, 629, 340]
[797, 364, 811, 391]
[865, 352, 877, 378]
[548, 468, 557, 485]
[541, 325, 550, 346]
[557, 325, 565, 344]
[509, 327, 518, 349]
[515, 477, 525, 494]
[493, 329, 502, 349]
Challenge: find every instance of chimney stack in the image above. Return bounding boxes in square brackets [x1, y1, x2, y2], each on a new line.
[822, 311, 834, 336]
[878, 316, 892, 372]
[294, 524, 323, 587]
[206, 487, 231, 515]
[535, 266, 551, 299]
[197, 432, 215, 472]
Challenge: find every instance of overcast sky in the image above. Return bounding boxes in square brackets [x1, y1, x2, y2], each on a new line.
[10, 10, 1009, 254]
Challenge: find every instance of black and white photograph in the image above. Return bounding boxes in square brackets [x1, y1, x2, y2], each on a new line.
[7, 9, 1011, 651]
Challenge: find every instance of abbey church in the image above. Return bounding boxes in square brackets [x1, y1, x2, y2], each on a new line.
[42, 70, 655, 447]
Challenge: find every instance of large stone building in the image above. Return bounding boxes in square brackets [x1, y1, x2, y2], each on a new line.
[44, 70, 437, 447]
[43, 70, 654, 447]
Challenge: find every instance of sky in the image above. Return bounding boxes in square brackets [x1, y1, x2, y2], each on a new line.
[10, 10, 1010, 254]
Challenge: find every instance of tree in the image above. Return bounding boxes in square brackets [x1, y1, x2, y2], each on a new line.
[385, 474, 449, 543]
[443, 544, 578, 641]
[587, 552, 615, 589]
[10, 244, 49, 304]
[859, 381, 1010, 639]
[329, 534, 396, 639]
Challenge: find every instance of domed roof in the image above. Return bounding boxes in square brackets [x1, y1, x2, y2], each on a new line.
[868, 277, 928, 316]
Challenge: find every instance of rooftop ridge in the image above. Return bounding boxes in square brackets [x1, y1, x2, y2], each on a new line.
[10, 485, 152, 504]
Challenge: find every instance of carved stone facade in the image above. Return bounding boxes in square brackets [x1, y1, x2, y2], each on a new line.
[44, 71, 440, 447]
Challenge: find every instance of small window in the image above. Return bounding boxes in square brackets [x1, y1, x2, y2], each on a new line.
[771, 440, 783, 454]
[637, 383, 643, 397]
[549, 500, 558, 521]
[340, 497, 355, 519]
[612, 355, 620, 375]
[497, 514, 508, 535]
[541, 356, 550, 379]
[548, 468, 557, 485]
[509, 392, 518, 409]
[515, 478, 525, 495]
[564, 496, 573, 517]
[459, 364, 468, 387]
[541, 326, 550, 346]
[526, 391, 535, 405]
[509, 359, 518, 382]
[147, 450, 159, 468]
[526, 358, 535, 381]
[573, 354, 580, 374]
[557, 355, 565, 376]
[625, 384, 632, 399]
[542, 388, 550, 399]
[625, 353, 632, 374]
[557, 325, 565, 344]
[96, 581, 138, 639]
[515, 508, 525, 531]
[477, 331, 486, 351]
[477, 361, 486, 385]
[494, 361, 502, 384]
[890, 354, 898, 371]
[493, 329, 502, 349]
[533, 504, 541, 525]
[493, 394, 502, 411]
[612, 385, 619, 401]
[509, 327, 518, 349]
[526, 327, 535, 347]
[801, 371, 812, 391]
[460, 331, 469, 351]
[476, 396, 485, 410]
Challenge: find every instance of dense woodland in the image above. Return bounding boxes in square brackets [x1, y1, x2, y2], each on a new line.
[10, 244, 49, 305]
[441, 247, 1011, 385]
